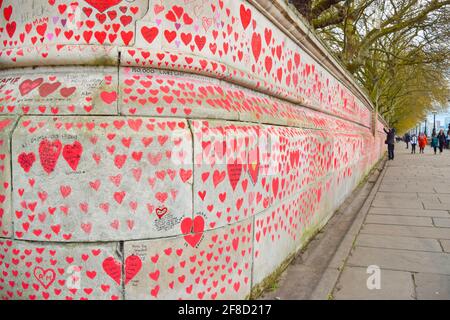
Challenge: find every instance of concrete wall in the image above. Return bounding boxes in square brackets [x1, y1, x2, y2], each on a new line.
[0, 0, 386, 300]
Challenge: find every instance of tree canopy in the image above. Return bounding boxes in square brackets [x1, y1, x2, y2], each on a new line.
[290, 0, 450, 133]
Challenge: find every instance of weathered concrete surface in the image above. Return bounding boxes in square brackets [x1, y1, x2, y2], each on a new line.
[124, 219, 253, 300]
[12, 117, 193, 242]
[0, 117, 16, 238]
[0, 239, 122, 300]
[0, 66, 119, 115]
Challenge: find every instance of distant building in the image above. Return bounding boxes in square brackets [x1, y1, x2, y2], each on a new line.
[415, 105, 450, 135]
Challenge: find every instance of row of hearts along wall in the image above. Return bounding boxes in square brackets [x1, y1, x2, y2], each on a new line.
[0, 117, 384, 300]
[0, 0, 374, 127]
[0, 0, 386, 299]
[0, 76, 386, 300]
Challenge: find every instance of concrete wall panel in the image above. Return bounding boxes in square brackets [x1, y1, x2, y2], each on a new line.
[0, 239, 122, 300]
[0, 66, 118, 115]
[12, 117, 193, 242]
[124, 219, 253, 300]
[0, 116, 17, 238]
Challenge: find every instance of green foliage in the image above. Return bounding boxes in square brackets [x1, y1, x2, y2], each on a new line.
[291, 0, 450, 132]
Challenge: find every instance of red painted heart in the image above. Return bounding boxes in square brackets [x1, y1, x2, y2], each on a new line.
[125, 255, 142, 285]
[84, 0, 122, 13]
[33, 267, 56, 289]
[251, 32, 262, 62]
[141, 26, 159, 44]
[39, 82, 61, 98]
[18, 78, 43, 96]
[39, 139, 62, 174]
[102, 257, 121, 285]
[181, 215, 205, 248]
[60, 87, 76, 98]
[18, 152, 36, 173]
[62, 141, 83, 171]
[227, 161, 242, 191]
[156, 207, 168, 219]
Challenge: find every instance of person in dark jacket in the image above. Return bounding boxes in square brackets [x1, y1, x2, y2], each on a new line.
[431, 132, 439, 154]
[404, 132, 411, 149]
[437, 129, 446, 153]
[384, 127, 396, 160]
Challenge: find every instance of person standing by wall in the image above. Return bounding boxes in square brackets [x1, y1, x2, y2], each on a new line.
[384, 127, 396, 160]
[438, 129, 446, 153]
[410, 133, 417, 154]
[418, 132, 427, 154]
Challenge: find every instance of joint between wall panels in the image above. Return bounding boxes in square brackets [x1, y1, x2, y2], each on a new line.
[186, 119, 195, 222]
[8, 115, 21, 241]
[116, 52, 121, 115]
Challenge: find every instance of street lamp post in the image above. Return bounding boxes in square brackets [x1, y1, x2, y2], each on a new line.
[432, 111, 437, 136]
[424, 120, 427, 136]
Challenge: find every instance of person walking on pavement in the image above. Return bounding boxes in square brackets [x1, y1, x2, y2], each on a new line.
[384, 127, 396, 160]
[431, 132, 439, 154]
[410, 133, 417, 154]
[404, 132, 411, 149]
[418, 132, 427, 153]
[447, 124, 450, 149]
[438, 129, 446, 153]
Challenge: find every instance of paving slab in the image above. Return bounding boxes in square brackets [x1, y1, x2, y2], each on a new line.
[441, 240, 450, 253]
[333, 266, 414, 300]
[368, 207, 449, 218]
[379, 185, 436, 193]
[374, 192, 418, 199]
[432, 218, 450, 228]
[371, 198, 423, 209]
[361, 224, 450, 240]
[414, 273, 450, 300]
[355, 234, 442, 252]
[347, 246, 450, 275]
[365, 215, 433, 227]
[422, 201, 450, 211]
[437, 195, 450, 203]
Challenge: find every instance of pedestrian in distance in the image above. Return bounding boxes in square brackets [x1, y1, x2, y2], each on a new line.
[437, 129, 446, 153]
[431, 132, 439, 154]
[410, 133, 417, 154]
[383, 127, 396, 160]
[418, 132, 427, 154]
[404, 132, 411, 149]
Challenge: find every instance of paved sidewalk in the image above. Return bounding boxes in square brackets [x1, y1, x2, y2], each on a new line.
[332, 144, 450, 299]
